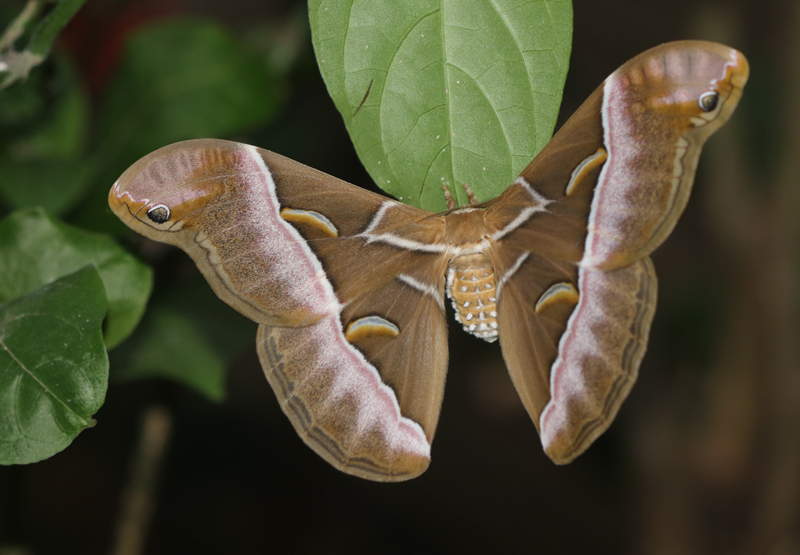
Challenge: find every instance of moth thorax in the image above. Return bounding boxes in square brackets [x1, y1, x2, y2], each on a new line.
[446, 253, 498, 342]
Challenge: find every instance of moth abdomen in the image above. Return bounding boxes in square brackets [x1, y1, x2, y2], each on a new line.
[446, 253, 499, 342]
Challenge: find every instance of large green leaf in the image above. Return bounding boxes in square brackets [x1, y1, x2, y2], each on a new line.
[310, 0, 572, 210]
[0, 208, 152, 348]
[0, 266, 108, 464]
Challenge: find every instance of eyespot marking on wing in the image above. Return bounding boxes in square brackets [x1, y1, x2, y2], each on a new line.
[698, 91, 719, 112]
[565, 148, 608, 197]
[280, 207, 339, 237]
[146, 204, 171, 224]
[535, 282, 579, 314]
[345, 316, 400, 342]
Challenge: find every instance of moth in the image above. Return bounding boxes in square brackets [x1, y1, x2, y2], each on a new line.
[109, 41, 748, 481]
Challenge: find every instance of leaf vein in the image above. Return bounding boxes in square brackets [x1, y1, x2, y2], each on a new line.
[0, 328, 89, 424]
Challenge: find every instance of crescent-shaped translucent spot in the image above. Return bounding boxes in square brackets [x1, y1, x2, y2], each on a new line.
[565, 149, 608, 197]
[535, 282, 580, 314]
[345, 316, 400, 342]
[280, 207, 339, 237]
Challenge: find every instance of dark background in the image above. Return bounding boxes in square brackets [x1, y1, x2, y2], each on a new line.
[1, 0, 797, 553]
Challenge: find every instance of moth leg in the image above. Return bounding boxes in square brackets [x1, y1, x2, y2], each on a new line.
[462, 183, 479, 206]
[442, 185, 457, 210]
[442, 184, 479, 210]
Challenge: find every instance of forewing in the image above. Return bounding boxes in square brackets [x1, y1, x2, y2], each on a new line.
[485, 41, 749, 271]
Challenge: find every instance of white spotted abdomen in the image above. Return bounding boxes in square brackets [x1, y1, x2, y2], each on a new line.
[446, 253, 499, 342]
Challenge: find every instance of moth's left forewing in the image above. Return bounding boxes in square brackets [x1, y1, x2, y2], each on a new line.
[109, 140, 339, 327]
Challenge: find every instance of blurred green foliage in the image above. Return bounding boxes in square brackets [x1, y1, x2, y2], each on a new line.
[0, 12, 288, 463]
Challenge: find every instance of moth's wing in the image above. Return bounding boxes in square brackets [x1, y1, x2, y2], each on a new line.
[483, 41, 748, 463]
[259, 152, 452, 481]
[109, 139, 450, 481]
[486, 41, 749, 271]
[489, 245, 657, 464]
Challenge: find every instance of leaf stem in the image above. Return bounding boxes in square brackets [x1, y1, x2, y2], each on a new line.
[0, 0, 42, 52]
[0, 0, 88, 89]
[26, 0, 88, 57]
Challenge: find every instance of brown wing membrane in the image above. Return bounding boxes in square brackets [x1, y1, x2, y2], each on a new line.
[487, 42, 749, 270]
[257, 272, 449, 481]
[582, 42, 749, 269]
[496, 255, 657, 464]
[109, 139, 450, 481]
[264, 150, 452, 477]
[482, 87, 603, 265]
[488, 246, 581, 423]
[110, 140, 336, 326]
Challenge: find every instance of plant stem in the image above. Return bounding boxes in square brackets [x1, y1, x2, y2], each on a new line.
[26, 0, 88, 57]
[0, 0, 88, 89]
[0, 0, 42, 52]
[110, 406, 172, 555]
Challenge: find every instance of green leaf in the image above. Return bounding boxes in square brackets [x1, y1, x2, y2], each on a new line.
[112, 307, 228, 402]
[110, 275, 257, 403]
[0, 160, 93, 216]
[0, 208, 153, 348]
[0, 56, 92, 215]
[93, 18, 283, 170]
[310, 0, 572, 211]
[0, 266, 108, 465]
[26, 0, 88, 58]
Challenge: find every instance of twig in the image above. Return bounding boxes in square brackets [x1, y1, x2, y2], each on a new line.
[0, 0, 89, 90]
[26, 0, 88, 57]
[110, 406, 173, 555]
[0, 0, 42, 52]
